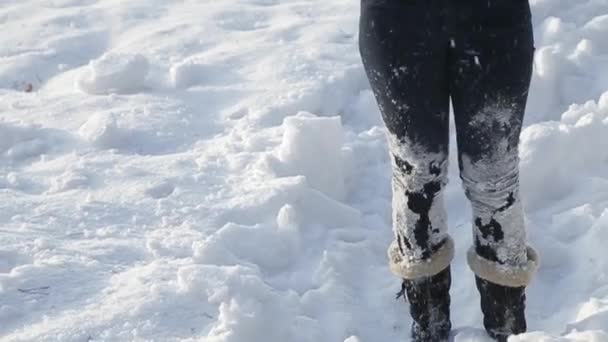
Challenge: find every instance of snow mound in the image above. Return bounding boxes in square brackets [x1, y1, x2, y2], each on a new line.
[170, 57, 237, 88]
[176, 265, 304, 342]
[145, 181, 175, 199]
[527, 10, 608, 123]
[170, 59, 208, 89]
[48, 169, 91, 193]
[76, 53, 149, 95]
[78, 112, 123, 149]
[277, 112, 347, 200]
[0, 123, 70, 164]
[520, 91, 608, 208]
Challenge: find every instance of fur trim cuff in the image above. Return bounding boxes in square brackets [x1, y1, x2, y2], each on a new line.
[467, 246, 539, 287]
[388, 237, 455, 279]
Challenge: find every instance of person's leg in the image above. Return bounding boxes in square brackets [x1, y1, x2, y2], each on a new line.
[447, 1, 539, 340]
[359, 1, 452, 340]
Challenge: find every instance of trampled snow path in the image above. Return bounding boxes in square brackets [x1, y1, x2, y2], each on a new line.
[1, 0, 608, 341]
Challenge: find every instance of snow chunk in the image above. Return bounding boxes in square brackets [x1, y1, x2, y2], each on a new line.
[170, 59, 208, 89]
[78, 112, 122, 149]
[170, 58, 218, 88]
[146, 225, 205, 259]
[77, 53, 149, 95]
[571, 296, 608, 331]
[202, 221, 300, 272]
[177, 265, 303, 342]
[278, 112, 346, 200]
[145, 181, 175, 199]
[281, 176, 362, 228]
[582, 14, 608, 53]
[170, 57, 239, 88]
[539, 17, 569, 45]
[276, 204, 300, 231]
[48, 169, 90, 193]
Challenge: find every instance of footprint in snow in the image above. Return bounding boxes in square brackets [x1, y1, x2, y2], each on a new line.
[146, 182, 175, 199]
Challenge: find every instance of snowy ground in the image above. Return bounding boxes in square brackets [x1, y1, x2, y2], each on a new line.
[1, 0, 608, 341]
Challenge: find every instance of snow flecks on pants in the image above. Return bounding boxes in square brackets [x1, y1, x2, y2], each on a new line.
[461, 148, 527, 268]
[457, 101, 528, 268]
[387, 133, 449, 263]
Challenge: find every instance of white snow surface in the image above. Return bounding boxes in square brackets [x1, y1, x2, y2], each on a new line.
[1, 0, 608, 341]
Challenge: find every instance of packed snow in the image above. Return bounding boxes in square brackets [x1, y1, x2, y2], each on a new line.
[1, 0, 608, 341]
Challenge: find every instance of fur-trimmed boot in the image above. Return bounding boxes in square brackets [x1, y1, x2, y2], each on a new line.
[467, 246, 539, 342]
[389, 237, 456, 342]
[475, 277, 526, 342]
[401, 266, 452, 342]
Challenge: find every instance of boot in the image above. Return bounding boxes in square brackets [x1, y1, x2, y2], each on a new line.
[475, 276, 527, 342]
[400, 266, 452, 342]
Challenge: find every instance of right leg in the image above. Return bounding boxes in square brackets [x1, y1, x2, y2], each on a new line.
[359, 1, 453, 340]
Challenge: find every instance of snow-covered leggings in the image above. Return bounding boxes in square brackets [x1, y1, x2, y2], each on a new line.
[359, 0, 539, 287]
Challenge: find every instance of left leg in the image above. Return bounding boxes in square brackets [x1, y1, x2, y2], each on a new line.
[447, 1, 539, 340]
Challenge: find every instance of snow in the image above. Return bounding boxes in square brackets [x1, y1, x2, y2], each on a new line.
[1, 0, 608, 341]
[277, 112, 347, 200]
[76, 53, 150, 95]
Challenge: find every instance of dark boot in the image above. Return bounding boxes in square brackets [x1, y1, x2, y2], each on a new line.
[475, 277, 527, 342]
[400, 266, 452, 342]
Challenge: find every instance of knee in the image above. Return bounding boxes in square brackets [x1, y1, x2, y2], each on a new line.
[459, 153, 520, 209]
[389, 141, 448, 189]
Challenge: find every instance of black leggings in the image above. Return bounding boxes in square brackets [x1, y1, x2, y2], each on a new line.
[360, 0, 535, 272]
